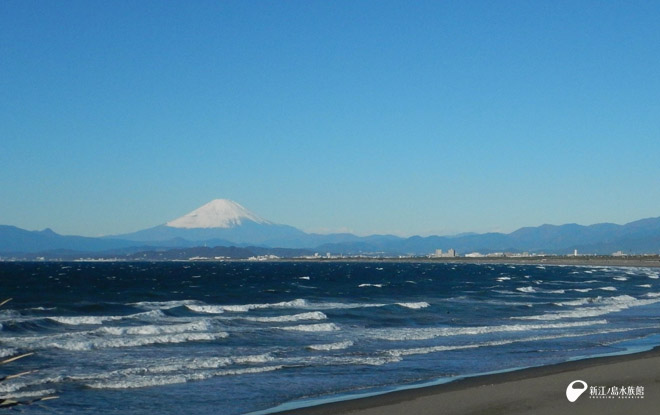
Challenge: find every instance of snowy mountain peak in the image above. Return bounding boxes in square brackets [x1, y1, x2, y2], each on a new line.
[166, 199, 271, 229]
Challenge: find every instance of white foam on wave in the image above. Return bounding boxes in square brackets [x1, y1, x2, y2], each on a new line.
[497, 276, 512, 281]
[297, 355, 400, 366]
[279, 323, 339, 332]
[49, 315, 123, 325]
[637, 284, 652, 288]
[0, 348, 17, 358]
[598, 286, 618, 291]
[185, 305, 225, 314]
[358, 284, 384, 288]
[48, 310, 165, 326]
[368, 320, 606, 341]
[57, 332, 228, 351]
[572, 288, 592, 293]
[384, 326, 649, 357]
[517, 295, 660, 321]
[3, 329, 228, 351]
[188, 298, 431, 313]
[243, 311, 327, 322]
[86, 365, 284, 389]
[188, 299, 309, 314]
[396, 302, 430, 309]
[306, 340, 354, 351]
[645, 292, 660, 298]
[613, 277, 628, 281]
[516, 286, 536, 293]
[97, 320, 214, 336]
[0, 388, 57, 400]
[131, 300, 200, 310]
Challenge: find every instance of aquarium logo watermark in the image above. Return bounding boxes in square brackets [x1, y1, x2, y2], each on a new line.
[566, 380, 588, 402]
[566, 380, 645, 402]
[588, 385, 645, 399]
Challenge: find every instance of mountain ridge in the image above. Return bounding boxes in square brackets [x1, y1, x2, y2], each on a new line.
[1, 199, 660, 256]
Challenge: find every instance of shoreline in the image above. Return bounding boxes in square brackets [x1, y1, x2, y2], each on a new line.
[270, 346, 660, 415]
[267, 256, 660, 268]
[4, 256, 660, 268]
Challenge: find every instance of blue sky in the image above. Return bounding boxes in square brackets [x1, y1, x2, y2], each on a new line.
[2, 1, 659, 237]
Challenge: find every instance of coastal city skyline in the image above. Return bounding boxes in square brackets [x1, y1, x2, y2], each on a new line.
[3, 2, 659, 238]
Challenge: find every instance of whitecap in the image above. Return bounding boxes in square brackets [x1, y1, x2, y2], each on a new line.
[307, 341, 354, 351]
[86, 365, 284, 389]
[131, 300, 200, 310]
[396, 302, 430, 309]
[368, 320, 606, 341]
[96, 320, 214, 336]
[185, 305, 225, 314]
[516, 295, 660, 321]
[516, 286, 536, 293]
[384, 326, 647, 357]
[243, 312, 327, 322]
[358, 284, 383, 288]
[0, 389, 57, 400]
[279, 323, 339, 332]
[598, 286, 618, 291]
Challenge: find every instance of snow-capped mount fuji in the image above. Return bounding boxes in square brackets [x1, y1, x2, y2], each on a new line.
[113, 199, 307, 247]
[166, 199, 271, 229]
[112, 199, 308, 246]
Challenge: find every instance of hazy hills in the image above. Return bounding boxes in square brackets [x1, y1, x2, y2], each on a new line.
[2, 199, 660, 257]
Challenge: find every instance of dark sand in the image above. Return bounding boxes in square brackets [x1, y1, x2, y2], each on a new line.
[278, 347, 660, 415]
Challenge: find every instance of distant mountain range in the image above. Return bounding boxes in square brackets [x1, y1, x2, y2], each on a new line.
[2, 199, 660, 258]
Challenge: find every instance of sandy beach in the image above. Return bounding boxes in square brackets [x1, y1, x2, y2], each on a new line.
[279, 347, 660, 415]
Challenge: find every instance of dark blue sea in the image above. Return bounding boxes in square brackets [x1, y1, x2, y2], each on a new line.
[1, 261, 660, 414]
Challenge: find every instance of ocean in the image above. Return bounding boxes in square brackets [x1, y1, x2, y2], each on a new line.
[1, 261, 659, 414]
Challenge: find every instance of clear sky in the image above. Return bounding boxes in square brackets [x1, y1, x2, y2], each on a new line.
[2, 1, 659, 237]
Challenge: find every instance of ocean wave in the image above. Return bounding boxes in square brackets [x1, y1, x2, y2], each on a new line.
[598, 286, 618, 291]
[279, 323, 339, 332]
[637, 284, 652, 288]
[86, 366, 284, 389]
[3, 330, 228, 351]
[613, 277, 628, 281]
[243, 311, 327, 322]
[358, 284, 384, 288]
[48, 310, 166, 326]
[0, 389, 57, 400]
[96, 320, 214, 336]
[368, 320, 606, 341]
[131, 300, 201, 310]
[396, 302, 430, 309]
[384, 326, 646, 357]
[185, 305, 226, 314]
[188, 299, 309, 314]
[49, 315, 123, 325]
[306, 341, 354, 351]
[516, 295, 660, 320]
[516, 286, 536, 293]
[0, 348, 17, 358]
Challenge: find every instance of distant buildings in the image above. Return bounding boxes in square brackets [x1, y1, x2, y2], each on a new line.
[433, 249, 456, 258]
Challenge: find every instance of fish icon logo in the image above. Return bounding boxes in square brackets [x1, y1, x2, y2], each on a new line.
[566, 380, 588, 402]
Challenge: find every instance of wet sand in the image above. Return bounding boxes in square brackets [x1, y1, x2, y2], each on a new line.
[278, 347, 660, 415]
